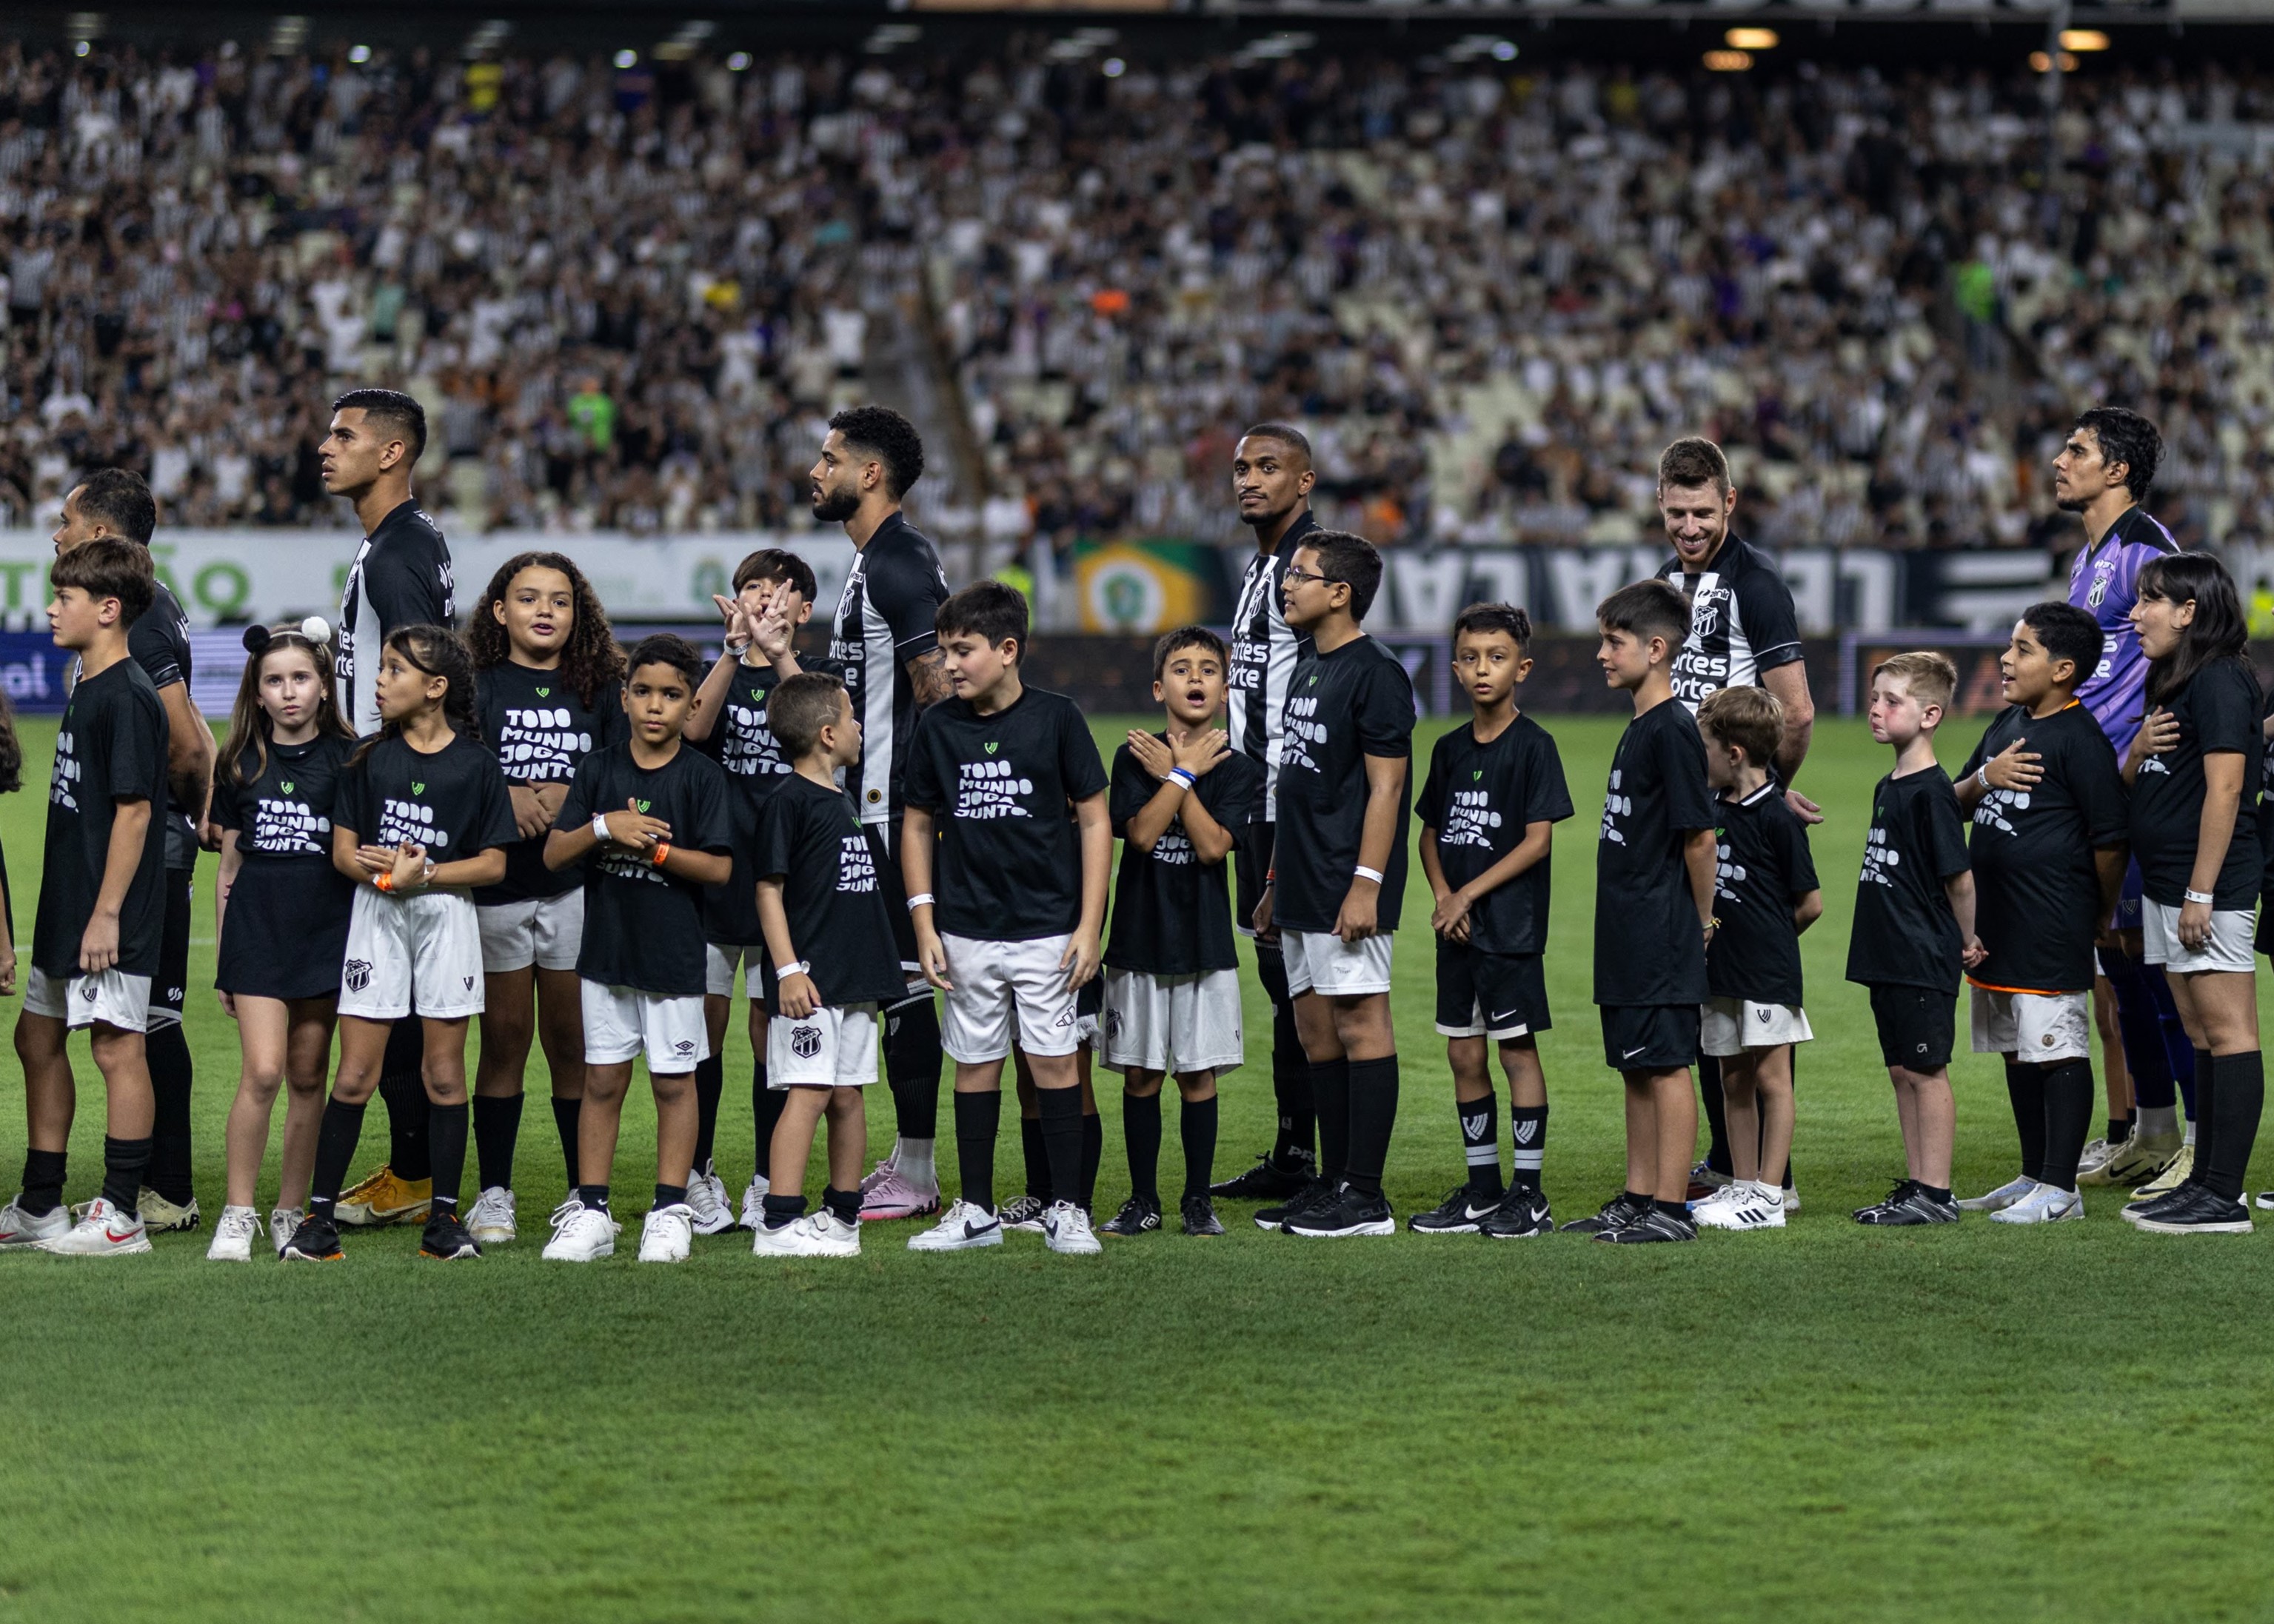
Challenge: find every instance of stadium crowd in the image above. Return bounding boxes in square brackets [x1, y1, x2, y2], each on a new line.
[1, 39, 2270, 554]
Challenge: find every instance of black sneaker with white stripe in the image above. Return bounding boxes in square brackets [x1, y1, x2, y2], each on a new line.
[1596, 1205, 1697, 1244]
[1099, 1197, 1163, 1237]
[1283, 1183, 1396, 1238]
[1856, 1186, 1959, 1226]
[1851, 1179, 1918, 1223]
[2130, 1185, 2254, 1234]
[1407, 1184, 1503, 1234]
[1180, 1194, 1225, 1236]
[1478, 1187, 1554, 1238]
[1211, 1149, 1314, 1201]
[1559, 1192, 1647, 1236]
[1255, 1177, 1335, 1232]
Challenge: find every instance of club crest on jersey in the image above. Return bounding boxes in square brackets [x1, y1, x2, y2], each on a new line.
[2087, 574, 2110, 609]
[344, 960, 372, 993]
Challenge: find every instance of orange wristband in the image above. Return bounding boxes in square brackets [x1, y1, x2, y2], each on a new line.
[651, 841, 672, 867]
[375, 872, 394, 893]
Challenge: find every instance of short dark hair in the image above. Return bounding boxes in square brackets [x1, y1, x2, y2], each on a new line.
[74, 467, 156, 544]
[1698, 685, 1785, 770]
[50, 535, 155, 626]
[1238, 423, 1312, 464]
[1596, 578, 1691, 646]
[935, 580, 1028, 659]
[1151, 624, 1228, 684]
[1299, 529, 1384, 621]
[769, 671, 849, 760]
[2018, 601, 2104, 686]
[2074, 407, 2161, 499]
[1451, 602, 1533, 649]
[1658, 436, 1730, 495]
[828, 404, 925, 500]
[624, 632, 704, 689]
[732, 547, 817, 602]
[332, 387, 427, 464]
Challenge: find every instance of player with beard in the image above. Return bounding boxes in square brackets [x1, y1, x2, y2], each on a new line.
[815, 406, 954, 1221]
[317, 389, 458, 1229]
[1653, 438, 1818, 1209]
[1209, 424, 1322, 1203]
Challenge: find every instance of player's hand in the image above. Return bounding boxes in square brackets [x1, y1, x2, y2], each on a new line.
[777, 971, 820, 1020]
[1251, 885, 1277, 943]
[509, 783, 553, 840]
[0, 946, 16, 997]
[79, 908, 121, 975]
[352, 843, 395, 876]
[1061, 929, 1103, 992]
[917, 926, 954, 992]
[1961, 933, 1987, 969]
[389, 843, 432, 894]
[2129, 708, 2181, 769]
[1168, 728, 1230, 778]
[1783, 788, 1825, 826]
[198, 818, 226, 852]
[608, 799, 672, 850]
[2178, 898, 2213, 951]
[1126, 731, 1174, 781]
[1335, 880, 1381, 944]
[217, 989, 236, 1020]
[1430, 887, 1471, 939]
[535, 783, 569, 817]
[1983, 738, 2043, 792]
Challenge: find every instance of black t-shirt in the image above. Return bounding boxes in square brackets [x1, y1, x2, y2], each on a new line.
[1415, 714, 1574, 958]
[127, 578, 198, 869]
[336, 732, 517, 872]
[34, 658, 170, 979]
[556, 742, 734, 997]
[1594, 697, 1716, 1006]
[2129, 659, 2264, 909]
[2258, 682, 2274, 908]
[474, 662, 628, 906]
[1959, 702, 2129, 993]
[338, 500, 455, 739]
[1705, 783, 1819, 1006]
[211, 733, 356, 865]
[693, 659, 804, 944]
[1273, 635, 1414, 935]
[1103, 740, 1263, 976]
[752, 772, 906, 1010]
[905, 686, 1109, 942]
[1846, 766, 1972, 992]
[832, 511, 951, 827]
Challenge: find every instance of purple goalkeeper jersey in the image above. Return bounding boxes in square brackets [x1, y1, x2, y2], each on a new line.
[2067, 505, 2178, 758]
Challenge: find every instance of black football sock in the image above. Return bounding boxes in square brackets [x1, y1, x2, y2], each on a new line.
[581, 1184, 611, 1212]
[1123, 1092, 1163, 1207]
[1038, 1084, 1083, 1208]
[1021, 1115, 1049, 1201]
[655, 1183, 687, 1209]
[1180, 1095, 1219, 1197]
[823, 1185, 862, 1226]
[1459, 1093, 1502, 1199]
[1257, 941, 1312, 1166]
[1310, 1057, 1352, 1186]
[1655, 1197, 1689, 1220]
[1342, 1056, 1399, 1198]
[953, 1090, 1000, 1212]
[380, 1015, 430, 1180]
[752, 1064, 783, 1182]
[2108, 1115, 2131, 1145]
[2191, 1047, 2219, 1186]
[551, 1096, 582, 1189]
[144, 1021, 195, 1205]
[1918, 1183, 1952, 1203]
[2004, 1063, 2047, 1183]
[692, 1053, 723, 1173]
[1509, 1104, 1548, 1192]
[427, 1100, 468, 1214]
[762, 1191, 809, 1225]
[2039, 1060, 2096, 1191]
[308, 1099, 369, 1219]
[2201, 1052, 2265, 1202]
[1080, 1106, 1103, 1210]
[886, 997, 943, 1141]
[1697, 1052, 1733, 1178]
[20, 1149, 66, 1217]
[472, 1093, 523, 1192]
[101, 1135, 151, 1214]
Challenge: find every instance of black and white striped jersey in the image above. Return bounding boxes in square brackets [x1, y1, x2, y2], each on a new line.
[337, 499, 454, 739]
[830, 510, 950, 828]
[1226, 509, 1317, 823]
[1660, 532, 1803, 715]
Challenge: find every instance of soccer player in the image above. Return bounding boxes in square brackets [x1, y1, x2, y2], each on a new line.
[538, 635, 735, 1264]
[901, 581, 1111, 1257]
[1, 540, 168, 1255]
[1214, 424, 1322, 1202]
[1691, 686, 1822, 1232]
[206, 624, 358, 1261]
[1252, 531, 1414, 1241]
[50, 470, 214, 1236]
[1572, 580, 1717, 1244]
[283, 627, 515, 1263]
[1952, 604, 2128, 1224]
[1411, 604, 1572, 1240]
[815, 407, 954, 1221]
[685, 547, 815, 1229]
[1847, 652, 1984, 1227]
[1097, 627, 1263, 1238]
[749, 672, 907, 1257]
[2119, 555, 2263, 1234]
[466, 552, 626, 1246]
[319, 388, 458, 1229]
[2053, 409, 2195, 1190]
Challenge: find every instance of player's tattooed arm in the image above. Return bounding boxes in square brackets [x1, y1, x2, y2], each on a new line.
[906, 646, 952, 707]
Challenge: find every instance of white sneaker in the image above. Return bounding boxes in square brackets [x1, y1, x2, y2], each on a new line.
[542, 1200, 620, 1261]
[2076, 1137, 2116, 1179]
[1688, 1183, 1743, 1215]
[688, 1169, 735, 1235]
[270, 1207, 305, 1258]
[1695, 1181, 1786, 1230]
[907, 1198, 1003, 1252]
[752, 1210, 862, 1257]
[738, 1174, 771, 1231]
[1959, 1175, 2039, 1214]
[205, 1205, 262, 1261]
[466, 1186, 518, 1246]
[136, 1189, 201, 1233]
[36, 1197, 153, 1256]
[638, 1204, 694, 1263]
[0, 1195, 72, 1248]
[1043, 1200, 1102, 1255]
[1990, 1183, 2084, 1225]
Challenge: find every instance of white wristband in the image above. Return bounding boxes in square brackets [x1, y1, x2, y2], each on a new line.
[1167, 767, 1196, 791]
[1354, 865, 1385, 884]
[777, 960, 811, 978]
[1975, 766, 1992, 792]
[2185, 889, 2216, 906]
[906, 892, 934, 911]
[591, 814, 610, 843]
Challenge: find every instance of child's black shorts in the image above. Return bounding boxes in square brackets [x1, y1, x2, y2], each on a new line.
[1599, 1003, 1699, 1072]
[1868, 983, 1954, 1071]
[1434, 940, 1550, 1040]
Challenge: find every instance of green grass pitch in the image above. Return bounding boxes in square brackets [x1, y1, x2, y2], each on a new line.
[4, 707, 2272, 1623]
